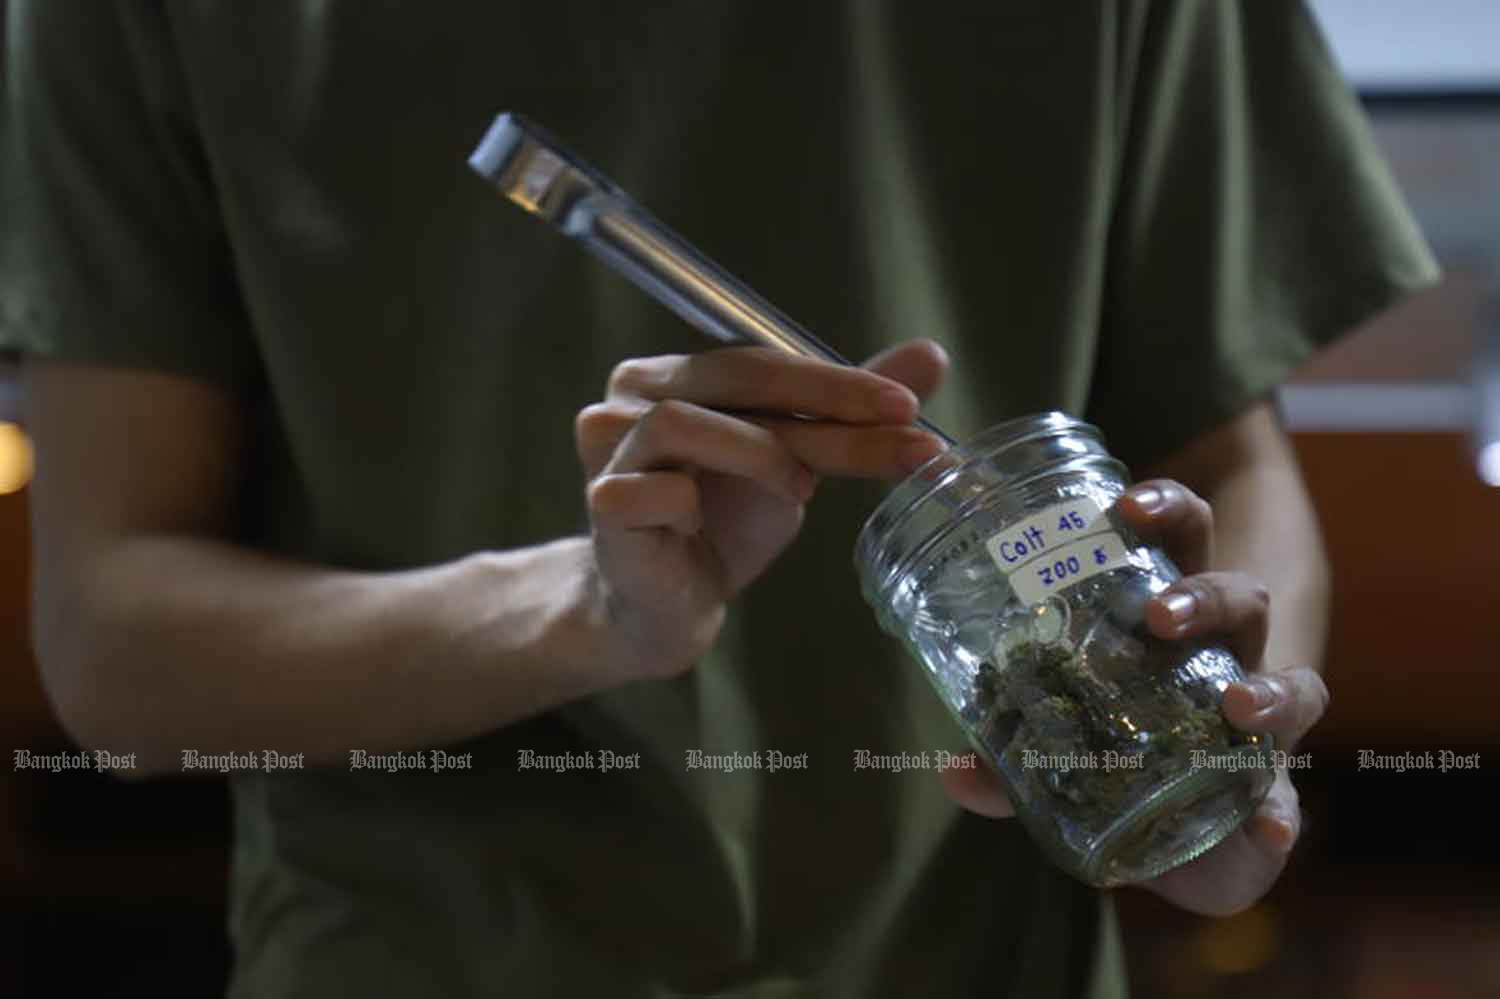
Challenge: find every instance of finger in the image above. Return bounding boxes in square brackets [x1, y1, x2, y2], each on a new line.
[582, 400, 947, 484]
[1144, 570, 1269, 668]
[938, 752, 1016, 819]
[755, 417, 948, 480]
[1222, 667, 1330, 746]
[1145, 773, 1296, 915]
[606, 399, 814, 503]
[606, 348, 919, 424]
[1116, 479, 1213, 575]
[575, 399, 650, 478]
[861, 339, 949, 402]
[1142, 770, 1300, 916]
[587, 471, 701, 535]
[1143, 823, 1288, 917]
[1243, 769, 1302, 856]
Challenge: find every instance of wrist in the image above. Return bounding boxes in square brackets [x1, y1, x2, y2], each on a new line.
[453, 537, 637, 723]
[571, 539, 710, 683]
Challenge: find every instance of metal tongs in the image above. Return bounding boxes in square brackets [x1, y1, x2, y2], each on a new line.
[467, 113, 955, 447]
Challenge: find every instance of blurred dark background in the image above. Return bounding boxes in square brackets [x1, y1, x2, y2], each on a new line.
[3, 2, 1498, 996]
[1116, 3, 1500, 994]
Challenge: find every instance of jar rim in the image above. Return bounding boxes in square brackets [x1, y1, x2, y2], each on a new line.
[853, 410, 1124, 609]
[862, 410, 1102, 536]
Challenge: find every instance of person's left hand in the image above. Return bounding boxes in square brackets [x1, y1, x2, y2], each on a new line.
[940, 479, 1330, 916]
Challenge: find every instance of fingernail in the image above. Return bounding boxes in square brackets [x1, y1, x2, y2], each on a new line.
[875, 384, 918, 421]
[1161, 591, 1196, 625]
[1244, 678, 1278, 711]
[789, 467, 817, 502]
[899, 435, 946, 472]
[1258, 813, 1297, 853]
[1129, 486, 1165, 514]
[1272, 805, 1300, 844]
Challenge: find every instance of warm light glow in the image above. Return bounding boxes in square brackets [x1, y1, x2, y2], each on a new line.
[0, 422, 34, 495]
[1195, 903, 1278, 975]
[1477, 440, 1500, 487]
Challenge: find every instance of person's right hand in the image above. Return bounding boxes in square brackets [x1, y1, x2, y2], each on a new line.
[575, 340, 949, 679]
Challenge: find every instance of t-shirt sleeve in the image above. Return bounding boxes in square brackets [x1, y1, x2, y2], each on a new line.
[0, 0, 259, 389]
[1085, 0, 1440, 471]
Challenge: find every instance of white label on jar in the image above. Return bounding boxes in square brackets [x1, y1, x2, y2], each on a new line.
[984, 497, 1133, 605]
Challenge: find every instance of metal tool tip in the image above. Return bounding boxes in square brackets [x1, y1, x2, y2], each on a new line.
[467, 112, 526, 184]
[468, 112, 599, 223]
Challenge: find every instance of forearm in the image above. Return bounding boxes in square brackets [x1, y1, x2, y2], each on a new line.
[36, 534, 616, 774]
[1199, 450, 1330, 673]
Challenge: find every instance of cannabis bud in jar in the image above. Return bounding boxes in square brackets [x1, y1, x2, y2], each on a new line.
[855, 413, 1274, 886]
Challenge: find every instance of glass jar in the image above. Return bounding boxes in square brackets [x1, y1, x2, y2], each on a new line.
[854, 412, 1275, 886]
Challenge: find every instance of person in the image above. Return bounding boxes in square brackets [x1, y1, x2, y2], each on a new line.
[1, 1, 1436, 996]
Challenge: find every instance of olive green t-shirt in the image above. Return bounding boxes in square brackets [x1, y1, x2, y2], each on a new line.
[2, 2, 1436, 996]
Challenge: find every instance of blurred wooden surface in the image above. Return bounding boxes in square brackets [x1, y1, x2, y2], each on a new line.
[1292, 273, 1480, 384]
[1292, 431, 1500, 748]
[1, 489, 48, 739]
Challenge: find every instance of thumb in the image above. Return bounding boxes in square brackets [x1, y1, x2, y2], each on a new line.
[940, 751, 1017, 819]
[861, 339, 950, 403]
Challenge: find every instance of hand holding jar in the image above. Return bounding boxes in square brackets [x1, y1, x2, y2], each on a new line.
[938, 478, 1330, 916]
